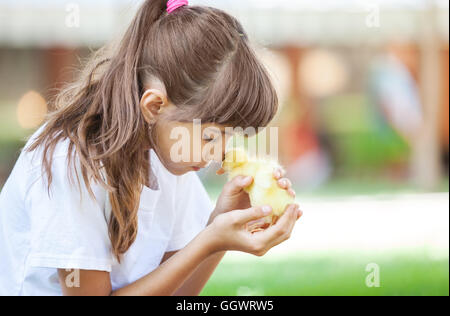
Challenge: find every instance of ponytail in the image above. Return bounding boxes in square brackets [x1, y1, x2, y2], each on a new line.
[97, 0, 168, 259]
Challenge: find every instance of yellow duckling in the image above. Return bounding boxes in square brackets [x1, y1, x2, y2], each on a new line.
[219, 145, 294, 227]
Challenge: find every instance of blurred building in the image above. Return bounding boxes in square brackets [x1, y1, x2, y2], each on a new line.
[0, 0, 449, 188]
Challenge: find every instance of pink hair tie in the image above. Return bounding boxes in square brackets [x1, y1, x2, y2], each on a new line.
[167, 0, 188, 14]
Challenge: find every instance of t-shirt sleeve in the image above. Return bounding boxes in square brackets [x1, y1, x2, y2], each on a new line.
[25, 156, 113, 272]
[166, 172, 214, 252]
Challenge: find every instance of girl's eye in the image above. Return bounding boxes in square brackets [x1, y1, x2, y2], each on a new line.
[203, 135, 218, 143]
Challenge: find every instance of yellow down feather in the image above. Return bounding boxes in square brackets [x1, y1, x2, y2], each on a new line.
[221, 147, 294, 226]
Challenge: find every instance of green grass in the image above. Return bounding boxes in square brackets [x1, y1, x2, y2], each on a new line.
[201, 253, 449, 296]
[0, 102, 29, 143]
[0, 102, 36, 183]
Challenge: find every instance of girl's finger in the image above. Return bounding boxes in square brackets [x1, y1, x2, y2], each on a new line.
[296, 209, 303, 220]
[223, 175, 253, 195]
[230, 205, 272, 226]
[277, 178, 292, 189]
[246, 218, 267, 229]
[256, 204, 298, 244]
[273, 167, 286, 180]
[267, 205, 299, 247]
[246, 219, 269, 233]
[288, 188, 296, 198]
[248, 206, 301, 232]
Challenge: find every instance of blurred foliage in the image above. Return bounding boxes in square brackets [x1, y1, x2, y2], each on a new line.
[333, 131, 409, 172]
[0, 102, 29, 142]
[320, 94, 410, 174]
[320, 94, 373, 134]
[0, 138, 24, 171]
[0, 102, 30, 184]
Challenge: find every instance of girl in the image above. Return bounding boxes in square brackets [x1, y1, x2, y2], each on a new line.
[0, 0, 301, 296]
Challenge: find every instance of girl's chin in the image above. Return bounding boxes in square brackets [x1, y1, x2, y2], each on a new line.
[158, 159, 192, 176]
[167, 165, 199, 176]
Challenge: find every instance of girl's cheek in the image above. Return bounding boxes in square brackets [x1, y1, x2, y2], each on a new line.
[201, 142, 226, 163]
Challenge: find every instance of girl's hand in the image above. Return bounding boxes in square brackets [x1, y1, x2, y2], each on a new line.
[206, 204, 302, 256]
[273, 167, 296, 199]
[210, 167, 296, 224]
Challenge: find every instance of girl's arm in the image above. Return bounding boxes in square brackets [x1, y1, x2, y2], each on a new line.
[158, 211, 227, 296]
[159, 250, 226, 296]
[58, 225, 217, 296]
[112, 226, 217, 296]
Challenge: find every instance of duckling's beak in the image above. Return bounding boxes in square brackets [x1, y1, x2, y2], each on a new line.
[216, 167, 225, 175]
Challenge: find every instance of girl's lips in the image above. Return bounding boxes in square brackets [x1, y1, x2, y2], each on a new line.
[192, 161, 212, 171]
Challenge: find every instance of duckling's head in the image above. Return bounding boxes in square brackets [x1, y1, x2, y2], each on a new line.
[221, 147, 248, 173]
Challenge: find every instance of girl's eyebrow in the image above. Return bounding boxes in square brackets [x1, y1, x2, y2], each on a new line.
[204, 127, 233, 136]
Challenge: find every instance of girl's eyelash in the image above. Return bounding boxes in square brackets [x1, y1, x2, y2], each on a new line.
[203, 135, 218, 142]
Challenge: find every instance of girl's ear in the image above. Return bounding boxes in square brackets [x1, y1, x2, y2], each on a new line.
[140, 89, 169, 124]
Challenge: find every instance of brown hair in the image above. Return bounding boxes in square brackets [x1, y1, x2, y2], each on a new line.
[27, 0, 278, 260]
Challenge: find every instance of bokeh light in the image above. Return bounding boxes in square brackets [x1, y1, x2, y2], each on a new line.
[256, 48, 291, 106]
[16, 91, 48, 129]
[298, 49, 349, 98]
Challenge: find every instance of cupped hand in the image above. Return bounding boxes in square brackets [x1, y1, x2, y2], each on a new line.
[207, 204, 303, 256]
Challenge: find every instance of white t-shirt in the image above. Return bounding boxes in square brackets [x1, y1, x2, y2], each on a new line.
[0, 127, 214, 296]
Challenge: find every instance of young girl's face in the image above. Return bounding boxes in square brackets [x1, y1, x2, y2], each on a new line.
[139, 82, 234, 176]
[153, 118, 233, 176]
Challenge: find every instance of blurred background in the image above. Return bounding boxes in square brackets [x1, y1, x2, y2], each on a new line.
[0, 0, 448, 295]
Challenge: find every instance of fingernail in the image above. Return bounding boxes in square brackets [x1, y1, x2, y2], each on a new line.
[262, 205, 272, 215]
[242, 176, 252, 183]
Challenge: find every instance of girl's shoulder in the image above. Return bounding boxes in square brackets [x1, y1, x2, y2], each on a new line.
[22, 124, 71, 172]
[18, 125, 108, 206]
